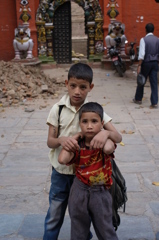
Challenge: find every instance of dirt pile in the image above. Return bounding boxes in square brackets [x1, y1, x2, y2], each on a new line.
[0, 61, 64, 107]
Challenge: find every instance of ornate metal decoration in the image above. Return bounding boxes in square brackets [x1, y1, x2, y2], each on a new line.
[107, 0, 119, 19]
[20, 0, 29, 6]
[20, 7, 31, 23]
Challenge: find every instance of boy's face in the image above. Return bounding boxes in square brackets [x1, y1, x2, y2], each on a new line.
[65, 78, 94, 109]
[79, 112, 104, 141]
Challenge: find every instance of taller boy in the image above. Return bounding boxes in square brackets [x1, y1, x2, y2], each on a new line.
[43, 63, 122, 240]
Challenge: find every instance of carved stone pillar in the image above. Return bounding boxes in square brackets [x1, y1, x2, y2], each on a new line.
[87, 21, 95, 58]
[94, 11, 104, 54]
[45, 24, 54, 58]
[35, 0, 55, 61]
[36, 21, 47, 57]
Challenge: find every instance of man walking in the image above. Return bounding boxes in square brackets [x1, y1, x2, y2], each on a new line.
[133, 23, 159, 109]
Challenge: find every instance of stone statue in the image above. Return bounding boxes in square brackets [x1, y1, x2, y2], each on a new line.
[13, 25, 34, 60]
[105, 21, 127, 57]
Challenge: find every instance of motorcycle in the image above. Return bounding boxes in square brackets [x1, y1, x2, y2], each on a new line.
[108, 37, 126, 77]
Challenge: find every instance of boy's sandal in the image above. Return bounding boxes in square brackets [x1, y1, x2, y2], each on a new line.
[149, 105, 158, 109]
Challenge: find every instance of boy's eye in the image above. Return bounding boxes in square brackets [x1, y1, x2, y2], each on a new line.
[70, 84, 76, 88]
[92, 119, 98, 123]
[80, 85, 87, 90]
[82, 119, 87, 123]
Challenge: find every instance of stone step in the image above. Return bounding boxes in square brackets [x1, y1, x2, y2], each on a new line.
[72, 37, 87, 56]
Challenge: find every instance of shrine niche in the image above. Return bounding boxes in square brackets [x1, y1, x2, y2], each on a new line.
[13, 25, 34, 60]
[13, 1, 34, 60]
[105, 21, 127, 56]
[35, 0, 104, 63]
[104, 0, 127, 57]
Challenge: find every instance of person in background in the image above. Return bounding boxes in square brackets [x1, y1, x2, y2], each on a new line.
[133, 23, 159, 109]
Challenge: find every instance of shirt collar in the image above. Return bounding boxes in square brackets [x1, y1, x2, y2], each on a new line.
[146, 33, 154, 37]
[57, 93, 88, 112]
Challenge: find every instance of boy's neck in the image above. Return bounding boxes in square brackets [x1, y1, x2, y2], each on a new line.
[70, 99, 85, 111]
[75, 106, 80, 111]
[84, 137, 93, 147]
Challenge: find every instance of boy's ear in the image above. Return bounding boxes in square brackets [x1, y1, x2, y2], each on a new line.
[90, 83, 94, 90]
[101, 120, 104, 127]
[65, 80, 68, 86]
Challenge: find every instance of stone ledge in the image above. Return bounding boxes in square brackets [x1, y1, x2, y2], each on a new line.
[101, 58, 131, 63]
[101, 57, 132, 70]
[11, 57, 41, 66]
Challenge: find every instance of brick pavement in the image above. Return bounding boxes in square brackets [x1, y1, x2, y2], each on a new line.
[0, 65, 159, 240]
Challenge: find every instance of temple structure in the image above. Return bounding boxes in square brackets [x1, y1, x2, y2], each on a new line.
[1, 0, 159, 63]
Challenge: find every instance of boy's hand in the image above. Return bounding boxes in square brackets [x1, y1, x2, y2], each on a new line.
[59, 136, 79, 152]
[90, 130, 109, 149]
[72, 132, 83, 141]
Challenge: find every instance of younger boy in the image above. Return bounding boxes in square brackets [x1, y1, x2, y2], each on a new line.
[58, 102, 119, 240]
[43, 63, 122, 240]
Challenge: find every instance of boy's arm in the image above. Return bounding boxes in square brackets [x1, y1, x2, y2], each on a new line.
[90, 121, 122, 149]
[103, 121, 122, 143]
[103, 139, 116, 154]
[47, 124, 81, 151]
[58, 148, 74, 164]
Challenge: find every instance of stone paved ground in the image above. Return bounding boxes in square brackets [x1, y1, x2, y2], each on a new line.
[0, 64, 159, 240]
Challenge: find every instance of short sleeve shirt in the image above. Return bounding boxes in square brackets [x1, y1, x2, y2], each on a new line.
[67, 139, 113, 188]
[138, 33, 153, 60]
[47, 93, 112, 174]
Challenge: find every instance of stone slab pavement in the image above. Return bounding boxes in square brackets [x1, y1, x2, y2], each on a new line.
[0, 64, 159, 240]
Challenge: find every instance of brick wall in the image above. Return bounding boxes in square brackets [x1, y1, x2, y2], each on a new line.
[0, 1, 17, 61]
[103, 0, 159, 51]
[122, 0, 159, 47]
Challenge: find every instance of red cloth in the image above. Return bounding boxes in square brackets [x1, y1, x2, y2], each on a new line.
[68, 139, 113, 189]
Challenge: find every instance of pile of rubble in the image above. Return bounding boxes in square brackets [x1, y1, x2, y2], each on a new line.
[0, 61, 65, 107]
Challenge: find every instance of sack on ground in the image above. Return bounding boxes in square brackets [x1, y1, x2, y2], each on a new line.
[109, 159, 128, 231]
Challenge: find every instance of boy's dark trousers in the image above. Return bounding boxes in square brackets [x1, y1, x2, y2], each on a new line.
[43, 169, 93, 240]
[68, 177, 118, 240]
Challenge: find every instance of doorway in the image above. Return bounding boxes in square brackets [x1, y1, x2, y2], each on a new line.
[53, 1, 72, 63]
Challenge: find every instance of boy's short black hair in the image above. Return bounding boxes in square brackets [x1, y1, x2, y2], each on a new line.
[79, 102, 103, 121]
[68, 63, 93, 84]
[145, 23, 154, 33]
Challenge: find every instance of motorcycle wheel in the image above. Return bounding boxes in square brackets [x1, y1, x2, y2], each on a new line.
[115, 65, 124, 77]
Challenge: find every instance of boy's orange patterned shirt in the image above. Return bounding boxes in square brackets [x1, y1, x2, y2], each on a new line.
[68, 139, 113, 188]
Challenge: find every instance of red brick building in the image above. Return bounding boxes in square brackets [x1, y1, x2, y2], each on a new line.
[1, 0, 159, 62]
